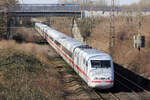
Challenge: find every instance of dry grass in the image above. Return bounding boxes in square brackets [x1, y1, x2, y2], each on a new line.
[50, 17, 73, 37]
[14, 27, 44, 42]
[0, 40, 64, 100]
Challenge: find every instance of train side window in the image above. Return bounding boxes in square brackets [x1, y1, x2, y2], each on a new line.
[86, 61, 88, 67]
[77, 57, 79, 65]
[54, 40, 61, 46]
[62, 46, 72, 57]
[45, 34, 48, 39]
[49, 36, 53, 41]
[75, 52, 77, 56]
[83, 58, 86, 65]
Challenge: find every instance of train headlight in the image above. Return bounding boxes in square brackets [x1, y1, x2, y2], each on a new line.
[107, 77, 112, 80]
[94, 77, 98, 80]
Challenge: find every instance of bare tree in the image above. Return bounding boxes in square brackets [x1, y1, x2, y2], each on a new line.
[59, 0, 107, 7]
[0, 0, 18, 8]
[59, 0, 91, 5]
[0, 0, 18, 39]
[94, 0, 107, 7]
[139, 0, 150, 8]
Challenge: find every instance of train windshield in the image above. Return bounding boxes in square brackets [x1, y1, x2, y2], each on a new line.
[91, 60, 111, 68]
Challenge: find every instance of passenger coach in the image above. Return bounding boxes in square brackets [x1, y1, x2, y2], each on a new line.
[35, 23, 114, 89]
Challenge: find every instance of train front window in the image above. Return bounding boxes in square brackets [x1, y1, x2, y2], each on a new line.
[91, 60, 111, 68]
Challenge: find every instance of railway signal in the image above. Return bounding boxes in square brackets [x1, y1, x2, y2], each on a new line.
[133, 7, 145, 52]
[133, 34, 145, 51]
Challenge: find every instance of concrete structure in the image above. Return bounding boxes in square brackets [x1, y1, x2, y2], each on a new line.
[5, 5, 150, 18]
[8, 4, 81, 17]
[82, 10, 150, 18]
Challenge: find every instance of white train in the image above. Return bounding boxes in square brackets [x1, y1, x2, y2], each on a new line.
[35, 23, 114, 89]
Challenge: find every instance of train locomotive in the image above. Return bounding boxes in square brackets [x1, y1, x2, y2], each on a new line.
[35, 23, 114, 89]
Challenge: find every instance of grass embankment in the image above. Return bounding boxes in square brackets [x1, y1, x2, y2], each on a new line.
[50, 17, 73, 37]
[0, 40, 64, 100]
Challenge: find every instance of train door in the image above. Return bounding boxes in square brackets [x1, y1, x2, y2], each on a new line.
[84, 60, 89, 82]
[44, 30, 47, 39]
[78, 52, 82, 76]
[41, 28, 44, 37]
[85, 60, 88, 74]
[73, 50, 80, 74]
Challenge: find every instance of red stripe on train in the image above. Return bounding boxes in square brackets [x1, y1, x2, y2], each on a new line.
[46, 37, 112, 84]
[92, 81, 113, 83]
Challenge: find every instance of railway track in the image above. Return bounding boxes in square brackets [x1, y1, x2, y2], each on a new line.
[92, 71, 150, 100]
[51, 46, 150, 100]
[94, 89, 120, 100]
[54, 58, 150, 100]
[55, 60, 150, 100]
[115, 72, 150, 100]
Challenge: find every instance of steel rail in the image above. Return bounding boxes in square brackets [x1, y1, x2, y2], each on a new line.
[108, 91, 120, 100]
[94, 90, 106, 100]
[94, 89, 120, 100]
[115, 72, 150, 96]
[115, 79, 140, 97]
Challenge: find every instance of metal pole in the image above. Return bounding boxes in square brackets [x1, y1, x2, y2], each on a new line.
[109, 0, 116, 53]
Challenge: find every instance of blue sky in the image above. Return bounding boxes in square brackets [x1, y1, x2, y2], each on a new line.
[19, 0, 140, 5]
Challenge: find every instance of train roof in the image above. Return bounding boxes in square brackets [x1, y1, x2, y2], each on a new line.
[35, 23, 112, 59]
[38, 23, 85, 53]
[55, 32, 85, 53]
[80, 48, 111, 59]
